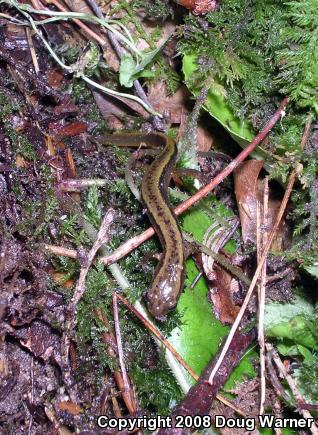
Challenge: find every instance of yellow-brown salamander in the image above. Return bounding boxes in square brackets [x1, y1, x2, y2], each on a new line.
[102, 132, 185, 320]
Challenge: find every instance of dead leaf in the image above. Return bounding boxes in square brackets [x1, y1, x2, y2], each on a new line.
[57, 401, 83, 415]
[21, 321, 60, 360]
[53, 101, 78, 116]
[196, 123, 214, 153]
[16, 154, 29, 168]
[93, 89, 149, 121]
[45, 135, 56, 156]
[47, 69, 64, 89]
[147, 82, 189, 124]
[49, 121, 87, 138]
[52, 272, 75, 289]
[176, 0, 218, 15]
[209, 265, 240, 324]
[234, 160, 289, 251]
[63, 0, 93, 15]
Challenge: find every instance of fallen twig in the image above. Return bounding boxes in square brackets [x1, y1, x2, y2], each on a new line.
[58, 209, 115, 403]
[112, 293, 138, 414]
[43, 244, 78, 259]
[116, 293, 197, 379]
[46, 0, 106, 45]
[183, 231, 251, 286]
[100, 97, 289, 266]
[95, 308, 137, 415]
[257, 178, 269, 414]
[157, 328, 257, 435]
[59, 178, 107, 192]
[70, 208, 115, 309]
[25, 27, 39, 74]
[265, 351, 291, 404]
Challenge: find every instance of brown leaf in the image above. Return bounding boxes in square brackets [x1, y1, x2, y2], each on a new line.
[196, 123, 214, 153]
[234, 160, 264, 246]
[53, 101, 78, 116]
[52, 272, 75, 289]
[57, 401, 83, 416]
[49, 121, 87, 138]
[93, 89, 149, 121]
[176, 0, 218, 15]
[16, 154, 29, 168]
[47, 69, 64, 89]
[209, 265, 240, 324]
[63, 0, 92, 15]
[234, 160, 289, 251]
[147, 82, 190, 124]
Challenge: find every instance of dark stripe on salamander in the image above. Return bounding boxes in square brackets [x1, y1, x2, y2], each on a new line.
[101, 132, 185, 319]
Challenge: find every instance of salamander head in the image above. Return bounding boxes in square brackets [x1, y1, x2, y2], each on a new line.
[146, 282, 178, 320]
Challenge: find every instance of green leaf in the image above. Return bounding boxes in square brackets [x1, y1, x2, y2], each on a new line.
[119, 40, 168, 87]
[168, 196, 255, 386]
[182, 53, 255, 148]
[277, 343, 313, 362]
[264, 294, 314, 325]
[266, 315, 318, 351]
[297, 344, 314, 362]
[169, 258, 228, 379]
[119, 54, 136, 88]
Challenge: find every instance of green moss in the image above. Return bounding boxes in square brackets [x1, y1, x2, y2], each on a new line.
[72, 80, 92, 104]
[276, 0, 318, 113]
[59, 214, 91, 246]
[130, 352, 183, 414]
[84, 185, 103, 229]
[0, 92, 36, 160]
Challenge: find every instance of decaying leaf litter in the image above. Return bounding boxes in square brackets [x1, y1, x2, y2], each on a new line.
[0, 0, 318, 433]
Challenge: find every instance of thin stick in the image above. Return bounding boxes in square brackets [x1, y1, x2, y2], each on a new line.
[43, 244, 78, 259]
[100, 97, 289, 266]
[110, 388, 122, 418]
[95, 308, 136, 414]
[265, 351, 292, 404]
[266, 343, 318, 435]
[207, 117, 312, 386]
[25, 27, 39, 73]
[58, 210, 115, 403]
[112, 293, 137, 414]
[70, 208, 115, 309]
[28, 357, 34, 435]
[59, 178, 107, 192]
[258, 178, 269, 414]
[116, 293, 246, 417]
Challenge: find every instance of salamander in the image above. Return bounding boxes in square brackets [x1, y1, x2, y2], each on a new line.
[101, 132, 185, 320]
